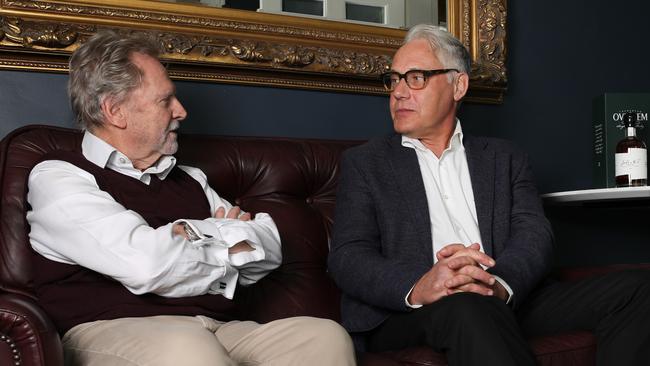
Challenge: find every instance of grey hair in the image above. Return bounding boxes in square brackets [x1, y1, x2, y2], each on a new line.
[68, 30, 160, 130]
[404, 24, 471, 81]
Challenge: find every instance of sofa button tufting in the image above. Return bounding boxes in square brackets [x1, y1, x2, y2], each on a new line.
[306, 197, 313, 204]
[235, 199, 242, 206]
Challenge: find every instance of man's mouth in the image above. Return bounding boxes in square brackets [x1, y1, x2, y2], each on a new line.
[167, 121, 180, 134]
[394, 108, 415, 115]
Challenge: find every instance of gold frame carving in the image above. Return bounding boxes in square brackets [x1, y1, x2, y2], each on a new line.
[0, 0, 507, 103]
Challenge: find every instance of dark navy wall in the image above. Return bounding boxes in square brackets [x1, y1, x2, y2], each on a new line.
[176, 81, 393, 139]
[0, 71, 73, 137]
[0, 70, 393, 140]
[460, 0, 650, 194]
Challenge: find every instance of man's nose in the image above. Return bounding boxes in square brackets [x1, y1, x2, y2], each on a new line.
[392, 78, 411, 99]
[173, 97, 187, 121]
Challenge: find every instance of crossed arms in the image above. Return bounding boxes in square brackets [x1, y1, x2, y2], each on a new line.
[27, 160, 282, 300]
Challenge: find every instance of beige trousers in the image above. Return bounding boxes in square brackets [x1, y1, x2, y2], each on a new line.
[62, 315, 356, 366]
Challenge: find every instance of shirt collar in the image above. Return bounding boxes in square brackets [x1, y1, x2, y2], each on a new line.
[401, 119, 465, 153]
[81, 130, 176, 181]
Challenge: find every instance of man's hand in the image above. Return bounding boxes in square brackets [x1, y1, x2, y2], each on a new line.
[172, 223, 186, 237]
[408, 243, 496, 306]
[436, 243, 494, 267]
[215, 206, 255, 254]
[439, 243, 510, 302]
[439, 243, 496, 296]
[489, 280, 510, 302]
[214, 206, 251, 221]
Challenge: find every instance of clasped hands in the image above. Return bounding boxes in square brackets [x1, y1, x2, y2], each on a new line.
[408, 243, 508, 306]
[173, 206, 254, 254]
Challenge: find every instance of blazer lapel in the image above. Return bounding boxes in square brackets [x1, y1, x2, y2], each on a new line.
[387, 135, 434, 264]
[464, 136, 495, 257]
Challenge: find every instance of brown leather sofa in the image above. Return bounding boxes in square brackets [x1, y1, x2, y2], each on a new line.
[0, 124, 639, 366]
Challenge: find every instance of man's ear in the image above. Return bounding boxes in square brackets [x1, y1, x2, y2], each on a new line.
[453, 72, 469, 102]
[100, 96, 127, 129]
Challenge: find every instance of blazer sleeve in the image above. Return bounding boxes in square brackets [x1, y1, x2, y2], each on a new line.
[487, 149, 554, 309]
[328, 149, 429, 312]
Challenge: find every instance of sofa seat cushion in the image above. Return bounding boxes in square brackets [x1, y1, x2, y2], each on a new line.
[532, 331, 596, 366]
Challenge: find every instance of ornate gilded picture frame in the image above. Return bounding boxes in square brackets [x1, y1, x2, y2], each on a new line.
[0, 0, 507, 103]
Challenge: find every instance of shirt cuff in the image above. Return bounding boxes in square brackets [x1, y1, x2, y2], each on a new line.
[208, 218, 267, 267]
[211, 219, 261, 248]
[493, 275, 514, 304]
[405, 285, 423, 309]
[208, 263, 239, 299]
[229, 245, 265, 267]
[173, 219, 239, 299]
[175, 219, 224, 243]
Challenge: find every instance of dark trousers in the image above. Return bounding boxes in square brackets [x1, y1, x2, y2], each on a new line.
[366, 270, 650, 366]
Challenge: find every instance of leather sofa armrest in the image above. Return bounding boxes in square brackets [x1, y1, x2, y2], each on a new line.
[0, 292, 63, 366]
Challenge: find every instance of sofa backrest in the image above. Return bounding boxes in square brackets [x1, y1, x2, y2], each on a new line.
[0, 126, 83, 298]
[0, 125, 360, 323]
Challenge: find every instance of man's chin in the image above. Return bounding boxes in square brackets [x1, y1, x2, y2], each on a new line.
[393, 120, 413, 135]
[163, 132, 178, 150]
[162, 141, 179, 156]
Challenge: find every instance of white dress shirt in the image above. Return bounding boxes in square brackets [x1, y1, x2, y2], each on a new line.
[402, 121, 513, 306]
[27, 131, 282, 300]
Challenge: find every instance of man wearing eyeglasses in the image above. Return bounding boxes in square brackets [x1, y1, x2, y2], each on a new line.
[328, 24, 650, 366]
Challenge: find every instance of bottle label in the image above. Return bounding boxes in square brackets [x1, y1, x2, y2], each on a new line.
[615, 148, 648, 180]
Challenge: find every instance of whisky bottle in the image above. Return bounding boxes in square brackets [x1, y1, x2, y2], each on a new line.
[615, 112, 647, 187]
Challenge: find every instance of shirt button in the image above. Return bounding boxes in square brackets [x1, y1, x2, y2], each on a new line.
[442, 194, 449, 200]
[119, 158, 126, 164]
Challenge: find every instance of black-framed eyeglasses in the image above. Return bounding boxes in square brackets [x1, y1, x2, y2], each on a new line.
[381, 69, 459, 91]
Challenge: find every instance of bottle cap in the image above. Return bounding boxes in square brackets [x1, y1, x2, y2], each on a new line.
[624, 112, 637, 127]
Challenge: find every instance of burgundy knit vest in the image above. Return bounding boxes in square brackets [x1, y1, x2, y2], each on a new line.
[31, 150, 238, 334]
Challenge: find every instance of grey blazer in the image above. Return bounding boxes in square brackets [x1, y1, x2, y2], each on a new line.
[328, 133, 554, 333]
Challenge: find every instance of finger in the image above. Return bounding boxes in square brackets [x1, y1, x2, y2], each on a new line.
[457, 265, 496, 286]
[446, 283, 494, 297]
[446, 255, 478, 270]
[226, 206, 241, 219]
[444, 274, 474, 289]
[438, 244, 490, 266]
[463, 250, 495, 268]
[239, 212, 252, 221]
[444, 246, 494, 267]
[455, 283, 494, 296]
[468, 242, 481, 251]
[214, 207, 226, 218]
[436, 243, 467, 260]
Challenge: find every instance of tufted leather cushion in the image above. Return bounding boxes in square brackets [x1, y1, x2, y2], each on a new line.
[175, 133, 359, 322]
